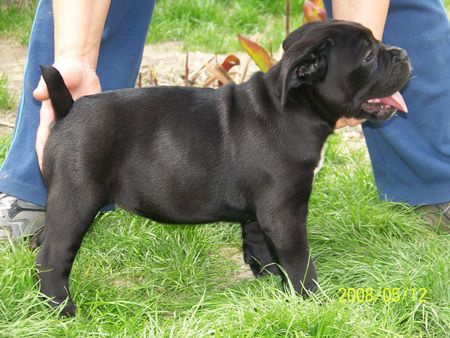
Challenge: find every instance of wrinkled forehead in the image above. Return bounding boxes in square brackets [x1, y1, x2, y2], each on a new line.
[284, 20, 376, 52]
[314, 23, 375, 50]
[330, 28, 375, 59]
[309, 20, 374, 39]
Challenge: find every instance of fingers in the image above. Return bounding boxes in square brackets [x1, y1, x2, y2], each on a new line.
[33, 77, 50, 101]
[335, 117, 366, 129]
[33, 58, 102, 172]
[35, 100, 55, 171]
[346, 118, 366, 126]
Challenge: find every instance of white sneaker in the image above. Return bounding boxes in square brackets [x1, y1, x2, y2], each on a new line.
[0, 193, 45, 240]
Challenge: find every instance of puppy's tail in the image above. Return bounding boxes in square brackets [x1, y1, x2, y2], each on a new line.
[39, 65, 74, 119]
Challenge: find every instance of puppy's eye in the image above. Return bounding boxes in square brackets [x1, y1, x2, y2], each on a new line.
[363, 50, 376, 63]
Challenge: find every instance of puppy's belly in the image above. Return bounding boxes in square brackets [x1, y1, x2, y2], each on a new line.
[113, 174, 250, 224]
[116, 194, 249, 225]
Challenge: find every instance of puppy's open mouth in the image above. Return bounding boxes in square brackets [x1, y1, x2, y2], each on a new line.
[361, 91, 408, 116]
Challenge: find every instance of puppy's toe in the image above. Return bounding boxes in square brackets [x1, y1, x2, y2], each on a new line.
[59, 300, 77, 317]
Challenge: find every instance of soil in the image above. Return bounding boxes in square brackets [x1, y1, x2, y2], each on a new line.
[0, 38, 27, 131]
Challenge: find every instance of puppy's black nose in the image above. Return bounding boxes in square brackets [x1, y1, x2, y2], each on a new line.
[391, 48, 408, 64]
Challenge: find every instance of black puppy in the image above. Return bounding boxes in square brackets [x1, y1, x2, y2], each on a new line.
[37, 20, 410, 316]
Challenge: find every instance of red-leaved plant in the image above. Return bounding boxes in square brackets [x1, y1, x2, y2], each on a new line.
[238, 0, 327, 74]
[197, 0, 327, 87]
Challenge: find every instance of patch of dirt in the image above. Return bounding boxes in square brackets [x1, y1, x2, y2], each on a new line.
[335, 125, 367, 154]
[139, 41, 260, 87]
[0, 38, 27, 133]
[217, 246, 254, 281]
[0, 38, 27, 91]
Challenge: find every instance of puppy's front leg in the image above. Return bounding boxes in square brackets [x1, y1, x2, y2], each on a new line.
[257, 201, 317, 296]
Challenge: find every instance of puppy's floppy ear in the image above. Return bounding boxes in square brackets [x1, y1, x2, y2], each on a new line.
[283, 22, 324, 51]
[281, 41, 329, 106]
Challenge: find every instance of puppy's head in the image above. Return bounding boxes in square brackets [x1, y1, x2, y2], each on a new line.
[279, 20, 411, 123]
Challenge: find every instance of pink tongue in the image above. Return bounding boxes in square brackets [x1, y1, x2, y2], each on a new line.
[379, 91, 408, 112]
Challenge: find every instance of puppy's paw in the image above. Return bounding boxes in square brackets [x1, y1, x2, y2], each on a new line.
[279, 257, 318, 298]
[242, 222, 280, 277]
[281, 276, 318, 299]
[300, 278, 318, 297]
[243, 246, 280, 277]
[58, 298, 77, 317]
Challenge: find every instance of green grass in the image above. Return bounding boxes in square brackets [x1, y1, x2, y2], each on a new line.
[0, 0, 301, 52]
[0, 1, 37, 45]
[148, 0, 303, 53]
[0, 134, 448, 337]
[0, 74, 16, 111]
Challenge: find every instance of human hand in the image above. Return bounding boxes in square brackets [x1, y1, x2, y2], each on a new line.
[33, 58, 101, 171]
[335, 117, 366, 129]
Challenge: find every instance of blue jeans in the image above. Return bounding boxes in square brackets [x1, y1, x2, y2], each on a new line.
[0, 0, 155, 206]
[324, 0, 450, 205]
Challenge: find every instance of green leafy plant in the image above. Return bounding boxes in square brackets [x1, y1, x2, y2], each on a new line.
[0, 0, 37, 45]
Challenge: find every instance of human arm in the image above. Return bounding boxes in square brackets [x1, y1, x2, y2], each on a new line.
[331, 0, 390, 40]
[332, 0, 390, 129]
[33, 0, 111, 170]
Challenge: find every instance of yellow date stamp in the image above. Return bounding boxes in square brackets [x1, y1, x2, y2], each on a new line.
[338, 287, 428, 303]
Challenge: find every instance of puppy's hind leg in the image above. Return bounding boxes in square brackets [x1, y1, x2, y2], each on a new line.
[36, 184, 105, 317]
[242, 221, 280, 277]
